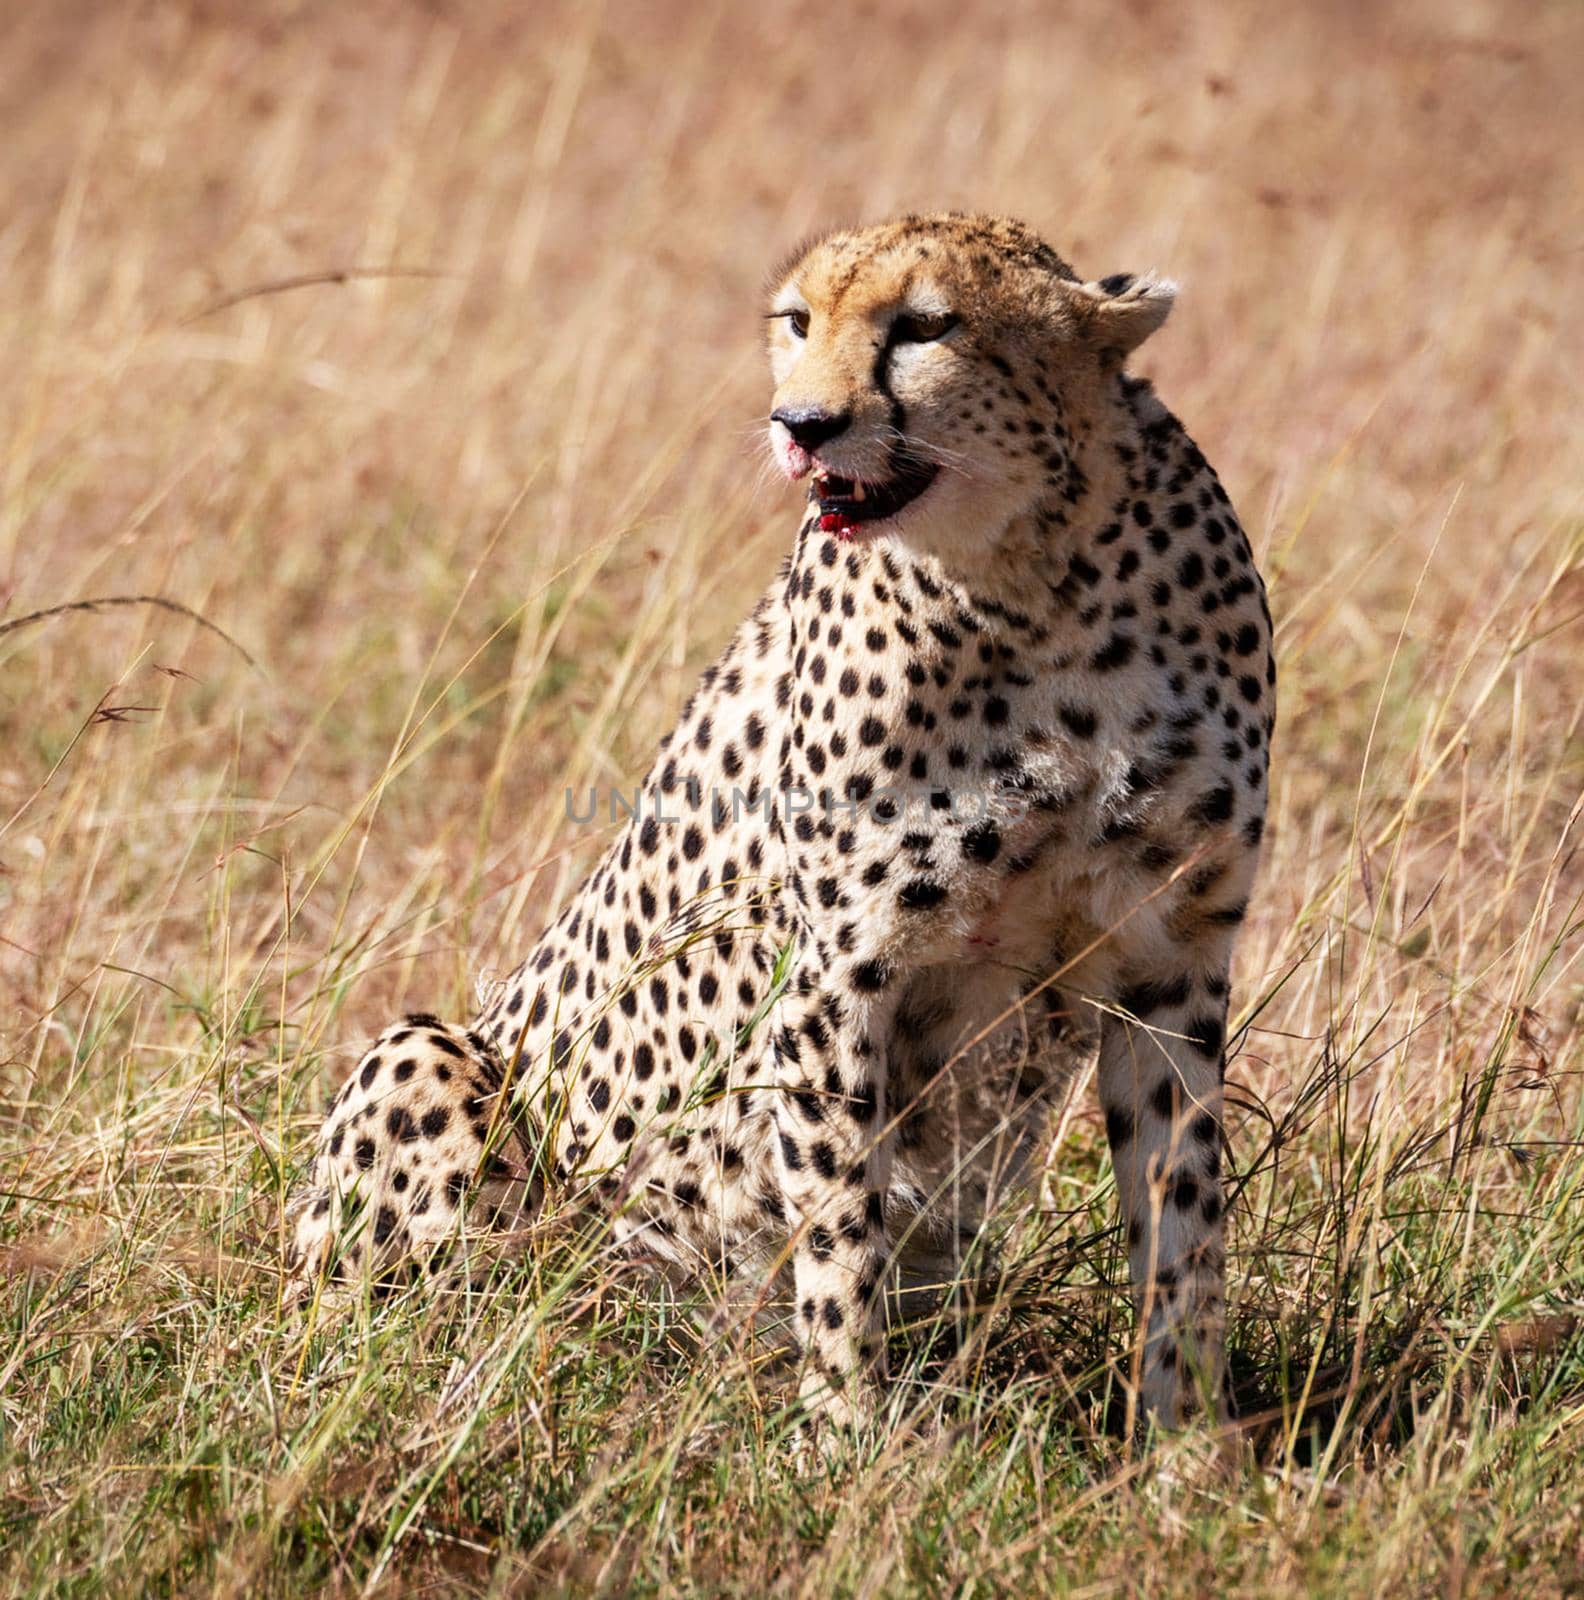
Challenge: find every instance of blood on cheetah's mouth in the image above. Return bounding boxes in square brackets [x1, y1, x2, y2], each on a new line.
[812, 457, 939, 538]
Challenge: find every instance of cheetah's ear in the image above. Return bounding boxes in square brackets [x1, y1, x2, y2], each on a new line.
[1073, 272, 1178, 365]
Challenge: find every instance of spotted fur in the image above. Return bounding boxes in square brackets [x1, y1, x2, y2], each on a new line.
[289, 213, 1274, 1431]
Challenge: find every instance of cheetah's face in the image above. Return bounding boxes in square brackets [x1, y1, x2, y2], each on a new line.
[765, 214, 1176, 559]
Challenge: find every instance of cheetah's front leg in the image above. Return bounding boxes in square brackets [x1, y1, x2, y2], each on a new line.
[1098, 961, 1231, 1428]
[770, 976, 895, 1427]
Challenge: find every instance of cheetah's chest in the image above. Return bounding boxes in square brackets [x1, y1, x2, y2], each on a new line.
[781, 537, 1198, 974]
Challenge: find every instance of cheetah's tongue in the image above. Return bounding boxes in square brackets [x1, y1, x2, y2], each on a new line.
[814, 470, 864, 538]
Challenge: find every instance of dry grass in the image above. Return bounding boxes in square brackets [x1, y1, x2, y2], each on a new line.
[3, 0, 1583, 1594]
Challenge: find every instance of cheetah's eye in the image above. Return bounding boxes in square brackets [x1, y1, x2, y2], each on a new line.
[769, 308, 810, 339]
[891, 312, 958, 344]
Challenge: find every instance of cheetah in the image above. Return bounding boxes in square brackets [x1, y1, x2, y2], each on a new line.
[289, 213, 1275, 1432]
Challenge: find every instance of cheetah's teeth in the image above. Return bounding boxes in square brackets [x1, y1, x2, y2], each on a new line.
[852, 480, 867, 502]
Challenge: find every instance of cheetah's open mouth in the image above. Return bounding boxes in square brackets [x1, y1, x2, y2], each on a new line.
[813, 457, 939, 538]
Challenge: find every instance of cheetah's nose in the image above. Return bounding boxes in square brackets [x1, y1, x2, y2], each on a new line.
[771, 407, 851, 452]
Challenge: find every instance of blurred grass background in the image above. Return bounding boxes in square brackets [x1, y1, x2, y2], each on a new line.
[2, 1, 1582, 1594]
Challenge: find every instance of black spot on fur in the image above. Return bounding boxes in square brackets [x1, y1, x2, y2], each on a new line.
[1186, 1015, 1225, 1060]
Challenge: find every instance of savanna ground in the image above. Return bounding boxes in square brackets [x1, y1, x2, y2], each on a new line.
[3, 1, 1583, 1594]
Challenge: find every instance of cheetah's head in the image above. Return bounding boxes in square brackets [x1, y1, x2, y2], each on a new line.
[766, 212, 1175, 558]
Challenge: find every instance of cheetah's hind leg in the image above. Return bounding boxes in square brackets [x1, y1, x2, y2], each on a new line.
[287, 1014, 544, 1300]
